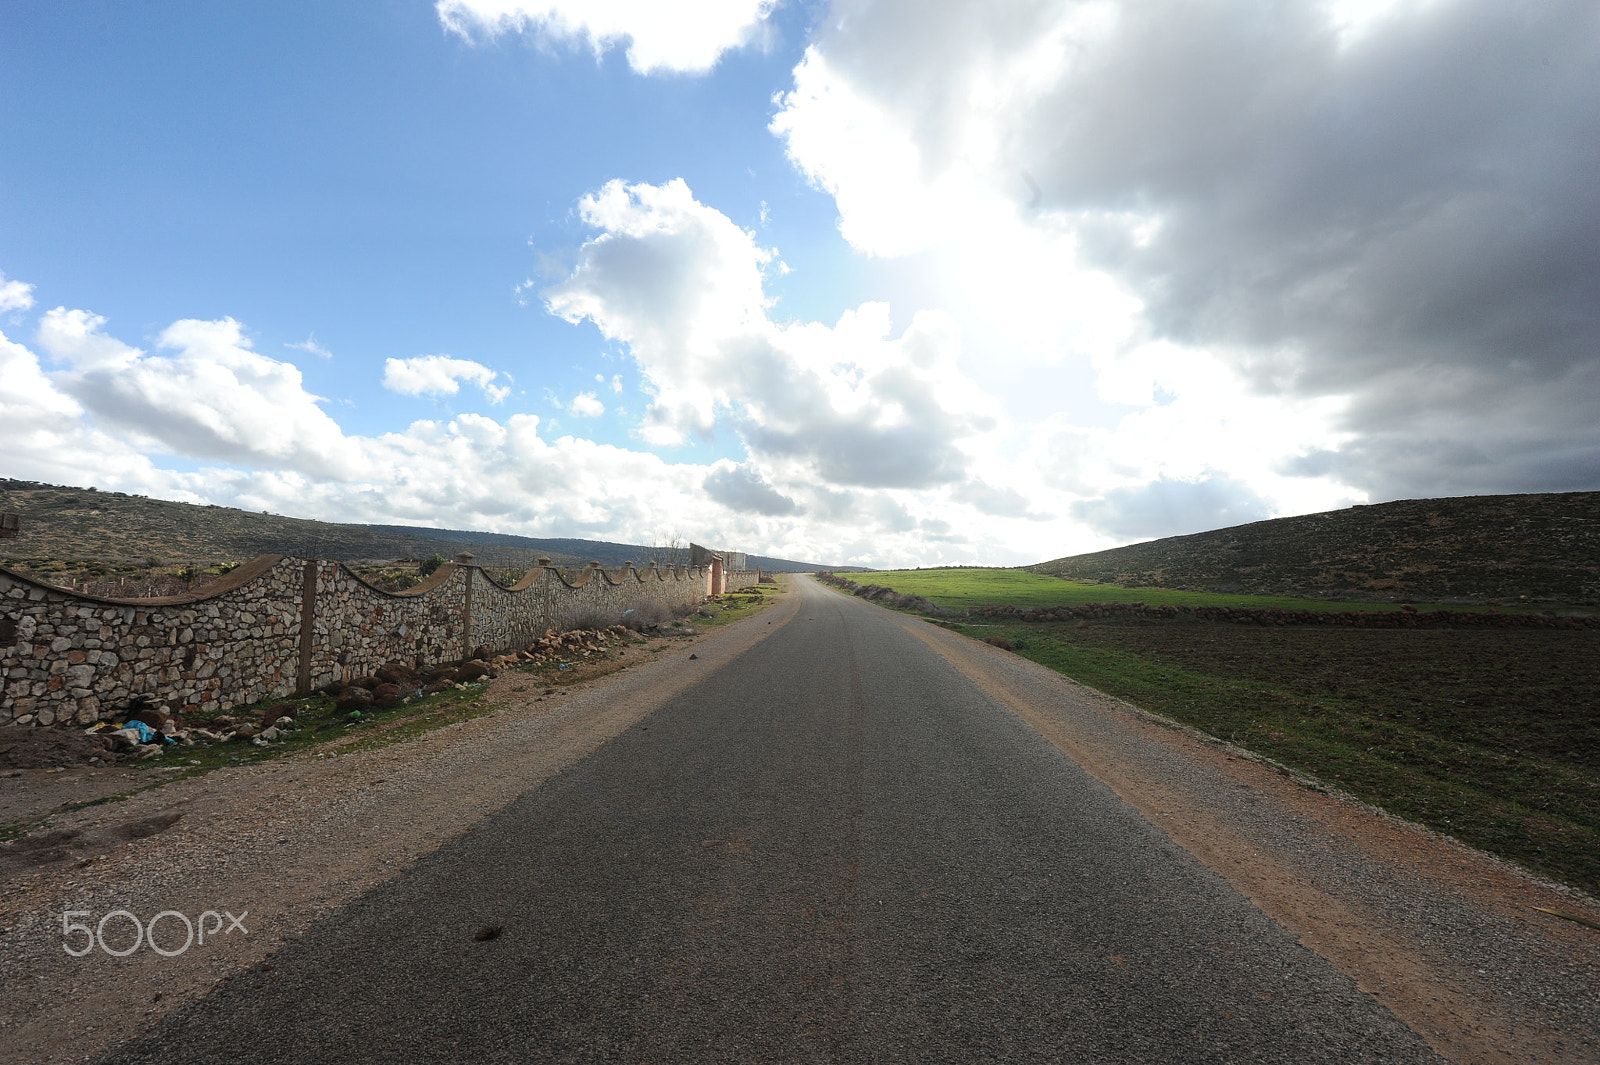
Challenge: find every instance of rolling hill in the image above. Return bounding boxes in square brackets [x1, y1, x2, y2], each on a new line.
[0, 480, 844, 575]
[1030, 492, 1600, 604]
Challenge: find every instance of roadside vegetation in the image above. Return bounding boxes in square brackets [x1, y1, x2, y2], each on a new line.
[827, 569, 1600, 896]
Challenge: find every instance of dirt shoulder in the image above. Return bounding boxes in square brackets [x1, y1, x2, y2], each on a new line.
[903, 617, 1600, 1065]
[0, 581, 799, 1065]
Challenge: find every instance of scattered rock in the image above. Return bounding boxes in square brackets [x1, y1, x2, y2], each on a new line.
[376, 662, 413, 685]
[128, 706, 170, 733]
[261, 703, 298, 728]
[335, 689, 373, 713]
[107, 729, 142, 752]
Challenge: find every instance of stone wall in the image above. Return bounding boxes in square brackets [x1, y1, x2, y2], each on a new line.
[1, 554, 760, 727]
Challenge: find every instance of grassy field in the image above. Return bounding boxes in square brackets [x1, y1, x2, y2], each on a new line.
[865, 568, 1501, 612]
[847, 569, 1599, 894]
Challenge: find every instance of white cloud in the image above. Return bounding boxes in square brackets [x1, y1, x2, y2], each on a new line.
[286, 333, 334, 359]
[0, 273, 35, 315]
[545, 178, 1002, 490]
[769, 0, 1600, 506]
[382, 354, 510, 403]
[1, 291, 1046, 567]
[38, 310, 366, 479]
[568, 391, 605, 417]
[435, 0, 774, 74]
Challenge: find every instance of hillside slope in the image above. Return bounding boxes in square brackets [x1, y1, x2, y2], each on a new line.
[0, 480, 839, 574]
[1030, 492, 1600, 604]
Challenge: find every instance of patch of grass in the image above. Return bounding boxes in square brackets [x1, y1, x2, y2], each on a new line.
[697, 583, 784, 628]
[957, 616, 1600, 896]
[869, 567, 1519, 613]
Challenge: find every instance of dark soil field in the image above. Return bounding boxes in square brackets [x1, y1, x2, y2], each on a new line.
[956, 616, 1600, 896]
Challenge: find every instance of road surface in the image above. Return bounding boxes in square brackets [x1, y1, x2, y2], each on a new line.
[95, 575, 1451, 1063]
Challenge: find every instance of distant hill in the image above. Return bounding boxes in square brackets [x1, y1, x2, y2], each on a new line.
[1030, 492, 1600, 604]
[0, 480, 845, 575]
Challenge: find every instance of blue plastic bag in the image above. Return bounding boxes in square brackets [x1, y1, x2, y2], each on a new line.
[122, 719, 157, 744]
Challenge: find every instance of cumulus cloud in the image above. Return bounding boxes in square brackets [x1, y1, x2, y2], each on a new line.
[435, 0, 774, 73]
[772, 0, 1600, 501]
[4, 297, 993, 567]
[383, 354, 510, 403]
[0, 273, 35, 315]
[37, 309, 366, 478]
[544, 179, 1001, 489]
[568, 391, 605, 417]
[0, 326, 173, 490]
[1073, 475, 1273, 542]
[952, 479, 1052, 521]
[704, 462, 800, 516]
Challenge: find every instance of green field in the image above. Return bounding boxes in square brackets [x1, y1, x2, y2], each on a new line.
[864, 567, 1482, 612]
[842, 568, 1600, 895]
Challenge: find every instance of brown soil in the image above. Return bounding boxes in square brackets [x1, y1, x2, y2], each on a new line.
[0, 725, 120, 770]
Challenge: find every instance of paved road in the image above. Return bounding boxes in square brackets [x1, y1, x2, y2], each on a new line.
[103, 577, 1441, 1063]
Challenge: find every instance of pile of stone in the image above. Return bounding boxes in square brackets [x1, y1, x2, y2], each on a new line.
[321, 626, 630, 714]
[518, 625, 630, 664]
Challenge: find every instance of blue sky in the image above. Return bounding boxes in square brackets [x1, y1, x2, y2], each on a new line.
[3, 1, 1597, 566]
[3, 1, 842, 447]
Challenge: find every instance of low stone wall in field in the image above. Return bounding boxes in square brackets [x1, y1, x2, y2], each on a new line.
[1, 555, 760, 727]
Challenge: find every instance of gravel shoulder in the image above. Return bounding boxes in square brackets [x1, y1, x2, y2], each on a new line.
[0, 584, 799, 1065]
[895, 608, 1600, 1064]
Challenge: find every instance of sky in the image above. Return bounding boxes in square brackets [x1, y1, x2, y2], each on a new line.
[1, 1, 1596, 567]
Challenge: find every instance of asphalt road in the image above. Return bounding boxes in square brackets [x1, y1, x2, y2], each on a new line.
[102, 577, 1442, 1063]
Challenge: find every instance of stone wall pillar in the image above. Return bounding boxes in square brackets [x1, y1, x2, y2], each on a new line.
[295, 560, 317, 695]
[457, 552, 475, 657]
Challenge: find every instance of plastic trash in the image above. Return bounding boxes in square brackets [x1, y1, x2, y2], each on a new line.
[122, 719, 158, 744]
